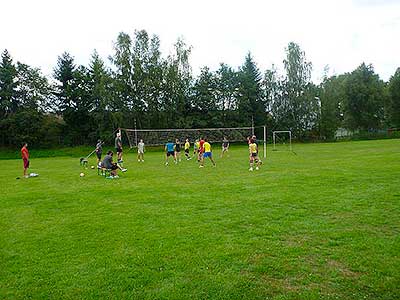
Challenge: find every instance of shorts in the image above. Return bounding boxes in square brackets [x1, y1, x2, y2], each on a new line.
[116, 148, 122, 154]
[111, 164, 118, 170]
[251, 153, 258, 157]
[185, 149, 189, 153]
[167, 151, 175, 157]
[96, 152, 102, 159]
[23, 158, 29, 169]
[203, 152, 212, 158]
[175, 149, 181, 153]
[138, 150, 144, 154]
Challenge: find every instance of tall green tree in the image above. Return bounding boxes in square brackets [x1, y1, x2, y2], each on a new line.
[387, 67, 400, 127]
[0, 49, 18, 117]
[110, 32, 134, 119]
[53, 52, 76, 113]
[215, 63, 238, 126]
[237, 52, 264, 126]
[281, 42, 317, 137]
[88, 50, 115, 139]
[343, 63, 386, 131]
[16, 62, 53, 111]
[192, 66, 218, 127]
[162, 38, 193, 128]
[319, 74, 347, 139]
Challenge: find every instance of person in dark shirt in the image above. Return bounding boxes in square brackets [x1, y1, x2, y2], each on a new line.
[101, 150, 127, 177]
[95, 140, 103, 164]
[175, 139, 182, 162]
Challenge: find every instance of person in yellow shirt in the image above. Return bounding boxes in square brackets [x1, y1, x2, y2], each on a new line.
[184, 138, 191, 160]
[200, 138, 216, 167]
[249, 139, 261, 171]
[194, 139, 200, 161]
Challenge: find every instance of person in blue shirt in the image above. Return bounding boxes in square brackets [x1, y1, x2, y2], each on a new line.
[165, 141, 176, 165]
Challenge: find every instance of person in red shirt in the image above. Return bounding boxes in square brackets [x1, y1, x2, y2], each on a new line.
[21, 143, 29, 178]
[198, 137, 205, 162]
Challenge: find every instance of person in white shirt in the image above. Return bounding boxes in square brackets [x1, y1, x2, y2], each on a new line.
[137, 139, 145, 162]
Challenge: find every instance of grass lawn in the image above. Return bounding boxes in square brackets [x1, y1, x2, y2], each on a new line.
[0, 139, 399, 299]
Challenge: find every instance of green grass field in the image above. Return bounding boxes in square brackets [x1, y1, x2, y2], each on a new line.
[1, 140, 399, 300]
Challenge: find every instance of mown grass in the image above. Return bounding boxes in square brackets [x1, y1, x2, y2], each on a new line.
[0, 139, 399, 299]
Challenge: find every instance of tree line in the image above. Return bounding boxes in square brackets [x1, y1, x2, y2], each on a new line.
[1, 29, 399, 148]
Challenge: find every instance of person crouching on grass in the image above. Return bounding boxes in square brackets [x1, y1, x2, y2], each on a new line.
[200, 138, 216, 168]
[101, 150, 127, 178]
[249, 139, 261, 171]
[21, 142, 29, 178]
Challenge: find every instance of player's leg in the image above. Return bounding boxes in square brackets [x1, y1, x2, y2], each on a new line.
[209, 154, 216, 166]
[249, 155, 254, 171]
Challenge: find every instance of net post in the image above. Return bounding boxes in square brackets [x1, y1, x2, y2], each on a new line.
[273, 131, 276, 150]
[289, 131, 292, 151]
[134, 119, 138, 147]
[263, 125, 266, 159]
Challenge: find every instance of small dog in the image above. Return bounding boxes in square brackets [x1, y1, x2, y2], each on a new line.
[79, 157, 88, 167]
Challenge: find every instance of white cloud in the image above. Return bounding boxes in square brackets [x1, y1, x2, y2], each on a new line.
[0, 0, 399, 81]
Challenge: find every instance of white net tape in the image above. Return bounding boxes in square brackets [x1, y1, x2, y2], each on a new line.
[123, 127, 255, 147]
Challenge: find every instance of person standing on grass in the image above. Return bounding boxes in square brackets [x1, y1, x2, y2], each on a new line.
[184, 138, 191, 160]
[221, 136, 229, 158]
[21, 142, 30, 178]
[175, 139, 182, 162]
[198, 137, 205, 162]
[200, 138, 216, 168]
[115, 132, 123, 163]
[193, 139, 199, 159]
[249, 139, 261, 171]
[165, 140, 176, 165]
[95, 139, 103, 165]
[137, 139, 145, 162]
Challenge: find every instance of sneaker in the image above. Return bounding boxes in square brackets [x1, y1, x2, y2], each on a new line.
[122, 168, 127, 172]
[106, 176, 114, 179]
[165, 162, 169, 166]
[141, 160, 144, 162]
[199, 165, 204, 168]
[249, 167, 253, 171]
[256, 167, 259, 170]
[138, 159, 140, 162]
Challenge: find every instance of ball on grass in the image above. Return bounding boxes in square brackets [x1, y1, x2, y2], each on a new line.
[91, 165, 95, 169]
[80, 172, 85, 177]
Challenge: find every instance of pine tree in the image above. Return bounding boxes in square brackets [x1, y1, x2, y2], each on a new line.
[0, 49, 18, 117]
[237, 52, 264, 126]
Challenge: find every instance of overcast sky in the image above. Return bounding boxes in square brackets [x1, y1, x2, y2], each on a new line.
[1, 0, 399, 82]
